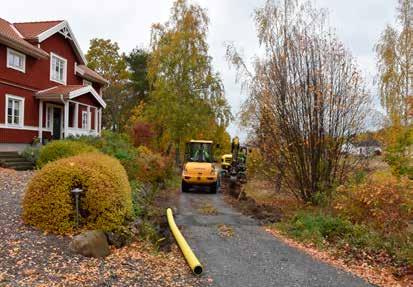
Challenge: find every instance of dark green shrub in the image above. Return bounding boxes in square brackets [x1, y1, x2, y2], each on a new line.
[76, 131, 139, 180]
[37, 140, 97, 168]
[23, 153, 133, 234]
[283, 212, 353, 244]
[277, 211, 412, 265]
[71, 131, 175, 183]
[78, 131, 137, 161]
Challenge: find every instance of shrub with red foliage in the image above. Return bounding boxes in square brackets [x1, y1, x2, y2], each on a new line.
[132, 121, 155, 147]
[334, 172, 413, 235]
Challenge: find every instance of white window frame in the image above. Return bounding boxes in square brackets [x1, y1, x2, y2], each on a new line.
[50, 52, 67, 85]
[5, 94, 24, 127]
[81, 110, 88, 129]
[7, 48, 26, 73]
[46, 105, 53, 130]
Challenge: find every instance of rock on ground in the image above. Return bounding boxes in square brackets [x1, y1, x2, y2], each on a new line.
[69, 230, 110, 258]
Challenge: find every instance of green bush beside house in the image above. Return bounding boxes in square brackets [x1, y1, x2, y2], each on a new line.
[23, 153, 133, 234]
[37, 140, 98, 168]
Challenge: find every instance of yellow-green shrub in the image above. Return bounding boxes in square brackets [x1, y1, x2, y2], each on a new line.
[247, 148, 277, 180]
[23, 153, 133, 234]
[334, 171, 413, 234]
[37, 140, 98, 168]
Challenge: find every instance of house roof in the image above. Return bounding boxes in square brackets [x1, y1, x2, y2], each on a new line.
[14, 20, 87, 64]
[0, 17, 106, 84]
[76, 65, 109, 85]
[36, 85, 106, 108]
[13, 20, 64, 40]
[0, 18, 48, 59]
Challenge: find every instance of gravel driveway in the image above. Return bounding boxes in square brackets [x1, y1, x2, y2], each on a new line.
[175, 191, 372, 287]
[0, 168, 204, 287]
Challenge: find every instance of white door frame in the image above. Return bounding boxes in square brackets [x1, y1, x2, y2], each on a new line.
[45, 103, 64, 139]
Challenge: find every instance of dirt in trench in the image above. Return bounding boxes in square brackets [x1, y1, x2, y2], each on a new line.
[220, 178, 283, 225]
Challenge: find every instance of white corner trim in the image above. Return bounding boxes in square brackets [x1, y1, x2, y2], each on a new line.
[6, 48, 26, 73]
[75, 64, 85, 75]
[5, 94, 25, 128]
[68, 86, 107, 108]
[45, 103, 63, 137]
[37, 20, 87, 65]
[49, 52, 67, 85]
[0, 124, 52, 132]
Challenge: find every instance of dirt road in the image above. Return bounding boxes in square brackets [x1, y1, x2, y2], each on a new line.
[175, 191, 372, 287]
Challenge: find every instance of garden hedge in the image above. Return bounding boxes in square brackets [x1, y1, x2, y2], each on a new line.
[22, 153, 133, 234]
[37, 140, 98, 168]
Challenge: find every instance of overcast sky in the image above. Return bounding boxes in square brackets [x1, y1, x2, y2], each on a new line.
[3, 0, 396, 140]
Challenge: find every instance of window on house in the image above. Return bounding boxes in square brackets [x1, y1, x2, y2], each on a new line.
[50, 53, 67, 84]
[46, 106, 53, 129]
[7, 48, 26, 73]
[82, 111, 88, 129]
[6, 95, 24, 126]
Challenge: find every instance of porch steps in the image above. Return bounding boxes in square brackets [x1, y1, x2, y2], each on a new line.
[0, 152, 34, 171]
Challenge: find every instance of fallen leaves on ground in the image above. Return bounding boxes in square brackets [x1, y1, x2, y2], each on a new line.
[217, 224, 234, 238]
[265, 227, 413, 287]
[197, 202, 218, 216]
[0, 168, 207, 287]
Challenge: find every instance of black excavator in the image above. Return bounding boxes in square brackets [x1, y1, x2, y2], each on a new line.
[228, 137, 248, 184]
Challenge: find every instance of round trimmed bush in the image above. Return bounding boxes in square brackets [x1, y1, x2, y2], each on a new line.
[37, 140, 98, 168]
[22, 153, 133, 234]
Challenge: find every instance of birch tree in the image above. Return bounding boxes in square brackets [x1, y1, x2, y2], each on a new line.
[376, 0, 413, 127]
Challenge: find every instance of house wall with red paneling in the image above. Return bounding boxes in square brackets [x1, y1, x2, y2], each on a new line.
[0, 22, 105, 151]
[0, 34, 86, 90]
[75, 94, 101, 107]
[0, 82, 38, 126]
[0, 128, 37, 143]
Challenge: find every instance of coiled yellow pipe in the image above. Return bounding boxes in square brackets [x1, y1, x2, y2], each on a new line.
[166, 208, 203, 275]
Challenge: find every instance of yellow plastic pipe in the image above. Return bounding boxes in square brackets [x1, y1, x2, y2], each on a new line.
[166, 208, 203, 275]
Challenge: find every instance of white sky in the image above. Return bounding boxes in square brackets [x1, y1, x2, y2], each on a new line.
[3, 0, 396, 141]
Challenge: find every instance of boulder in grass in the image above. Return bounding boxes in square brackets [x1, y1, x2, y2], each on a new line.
[69, 230, 110, 258]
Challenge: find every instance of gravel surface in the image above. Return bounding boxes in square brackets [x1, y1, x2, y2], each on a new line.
[0, 168, 204, 287]
[176, 190, 373, 287]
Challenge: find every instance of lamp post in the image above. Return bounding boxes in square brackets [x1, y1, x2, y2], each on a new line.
[71, 188, 83, 228]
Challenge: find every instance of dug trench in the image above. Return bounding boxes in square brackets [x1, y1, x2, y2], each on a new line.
[220, 179, 283, 225]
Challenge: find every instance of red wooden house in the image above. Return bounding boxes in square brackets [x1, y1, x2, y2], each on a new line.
[0, 18, 107, 152]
